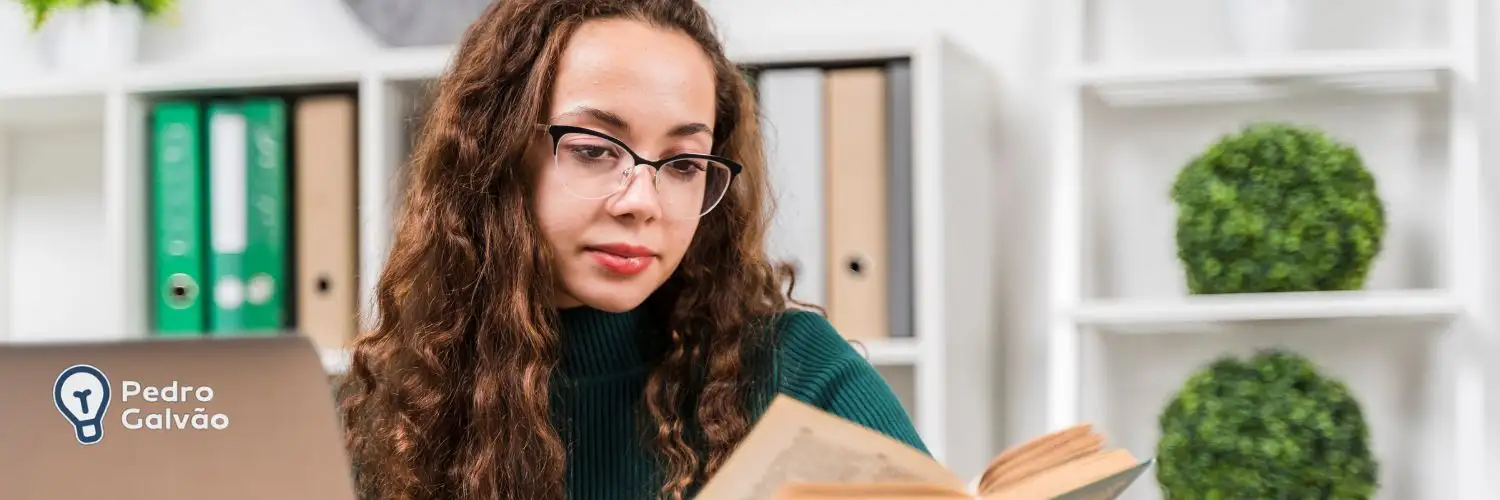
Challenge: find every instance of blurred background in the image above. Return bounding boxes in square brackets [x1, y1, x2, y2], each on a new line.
[1, 0, 1499, 498]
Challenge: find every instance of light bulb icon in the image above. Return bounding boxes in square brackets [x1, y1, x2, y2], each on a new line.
[54, 364, 111, 445]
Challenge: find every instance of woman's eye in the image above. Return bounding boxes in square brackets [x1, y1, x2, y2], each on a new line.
[566, 144, 619, 162]
[666, 159, 704, 177]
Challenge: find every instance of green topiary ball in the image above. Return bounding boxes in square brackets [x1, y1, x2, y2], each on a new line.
[1156, 349, 1379, 499]
[1171, 122, 1386, 294]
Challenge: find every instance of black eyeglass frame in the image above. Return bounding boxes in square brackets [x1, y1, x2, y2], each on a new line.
[536, 124, 744, 178]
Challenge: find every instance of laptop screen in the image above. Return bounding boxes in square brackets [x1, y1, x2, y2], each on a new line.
[0, 336, 357, 500]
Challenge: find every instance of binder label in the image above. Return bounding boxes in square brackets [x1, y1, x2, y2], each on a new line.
[210, 112, 248, 254]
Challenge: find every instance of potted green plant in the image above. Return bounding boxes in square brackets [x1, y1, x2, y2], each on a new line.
[17, 0, 176, 73]
[1156, 349, 1379, 498]
[1171, 122, 1386, 294]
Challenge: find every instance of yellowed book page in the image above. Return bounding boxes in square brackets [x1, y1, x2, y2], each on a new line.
[979, 429, 1104, 494]
[696, 396, 965, 500]
[774, 482, 971, 500]
[982, 449, 1138, 500]
[980, 424, 1093, 477]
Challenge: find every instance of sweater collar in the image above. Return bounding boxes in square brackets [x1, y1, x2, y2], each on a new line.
[556, 305, 667, 378]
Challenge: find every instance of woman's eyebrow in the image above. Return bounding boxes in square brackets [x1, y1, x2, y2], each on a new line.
[668, 122, 712, 138]
[555, 106, 712, 138]
[555, 106, 630, 130]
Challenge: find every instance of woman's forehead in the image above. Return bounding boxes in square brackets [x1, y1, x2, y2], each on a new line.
[548, 19, 717, 138]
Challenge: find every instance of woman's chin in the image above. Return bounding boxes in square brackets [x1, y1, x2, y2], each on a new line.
[583, 296, 649, 313]
[556, 261, 673, 312]
[567, 287, 652, 313]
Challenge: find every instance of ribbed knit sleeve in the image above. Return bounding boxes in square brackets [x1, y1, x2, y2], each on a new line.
[771, 310, 931, 455]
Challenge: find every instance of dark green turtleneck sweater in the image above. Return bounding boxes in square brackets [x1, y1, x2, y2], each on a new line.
[554, 306, 926, 499]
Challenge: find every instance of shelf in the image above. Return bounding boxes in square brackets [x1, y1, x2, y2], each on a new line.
[321, 348, 352, 375]
[320, 337, 922, 376]
[729, 31, 933, 66]
[0, 74, 106, 100]
[1071, 290, 1461, 334]
[123, 53, 367, 95]
[374, 46, 454, 83]
[0, 32, 943, 103]
[1072, 49, 1454, 107]
[857, 338, 922, 366]
[0, 76, 107, 126]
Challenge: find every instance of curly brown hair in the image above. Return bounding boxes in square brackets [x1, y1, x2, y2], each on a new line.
[337, 1, 794, 499]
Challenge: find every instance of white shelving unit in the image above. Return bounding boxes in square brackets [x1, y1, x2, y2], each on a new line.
[1073, 49, 1454, 107]
[1073, 289, 1463, 333]
[1048, 0, 1488, 499]
[0, 32, 1002, 477]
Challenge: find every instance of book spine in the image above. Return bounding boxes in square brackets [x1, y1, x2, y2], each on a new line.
[824, 67, 891, 341]
[150, 100, 210, 336]
[208, 101, 248, 334]
[757, 67, 828, 307]
[886, 60, 914, 338]
[240, 97, 290, 334]
[293, 94, 360, 351]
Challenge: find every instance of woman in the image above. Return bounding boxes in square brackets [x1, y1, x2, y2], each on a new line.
[338, 0, 925, 498]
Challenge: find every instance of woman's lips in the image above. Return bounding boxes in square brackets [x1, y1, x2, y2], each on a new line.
[586, 244, 656, 275]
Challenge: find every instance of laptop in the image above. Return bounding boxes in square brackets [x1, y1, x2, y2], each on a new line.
[0, 335, 358, 500]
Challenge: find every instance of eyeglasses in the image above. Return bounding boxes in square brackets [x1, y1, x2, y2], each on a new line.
[537, 124, 742, 219]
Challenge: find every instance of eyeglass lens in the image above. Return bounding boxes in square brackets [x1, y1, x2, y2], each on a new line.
[553, 132, 733, 218]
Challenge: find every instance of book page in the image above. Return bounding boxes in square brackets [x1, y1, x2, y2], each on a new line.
[775, 483, 972, 500]
[695, 396, 966, 500]
[981, 450, 1141, 500]
[979, 424, 1103, 495]
[1052, 459, 1154, 500]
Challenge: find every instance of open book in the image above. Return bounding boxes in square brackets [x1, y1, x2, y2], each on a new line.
[695, 396, 1152, 500]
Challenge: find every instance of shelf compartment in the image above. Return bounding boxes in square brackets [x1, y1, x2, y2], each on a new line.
[1081, 0, 1448, 66]
[122, 54, 367, 95]
[1074, 50, 1453, 107]
[1081, 92, 1451, 300]
[1090, 322, 1457, 499]
[1072, 289, 1460, 335]
[858, 337, 922, 366]
[0, 125, 110, 341]
[874, 363, 919, 430]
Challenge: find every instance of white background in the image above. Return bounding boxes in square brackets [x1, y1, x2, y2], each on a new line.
[3, 0, 1500, 495]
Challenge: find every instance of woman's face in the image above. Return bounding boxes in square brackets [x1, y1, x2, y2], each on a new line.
[530, 18, 719, 312]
